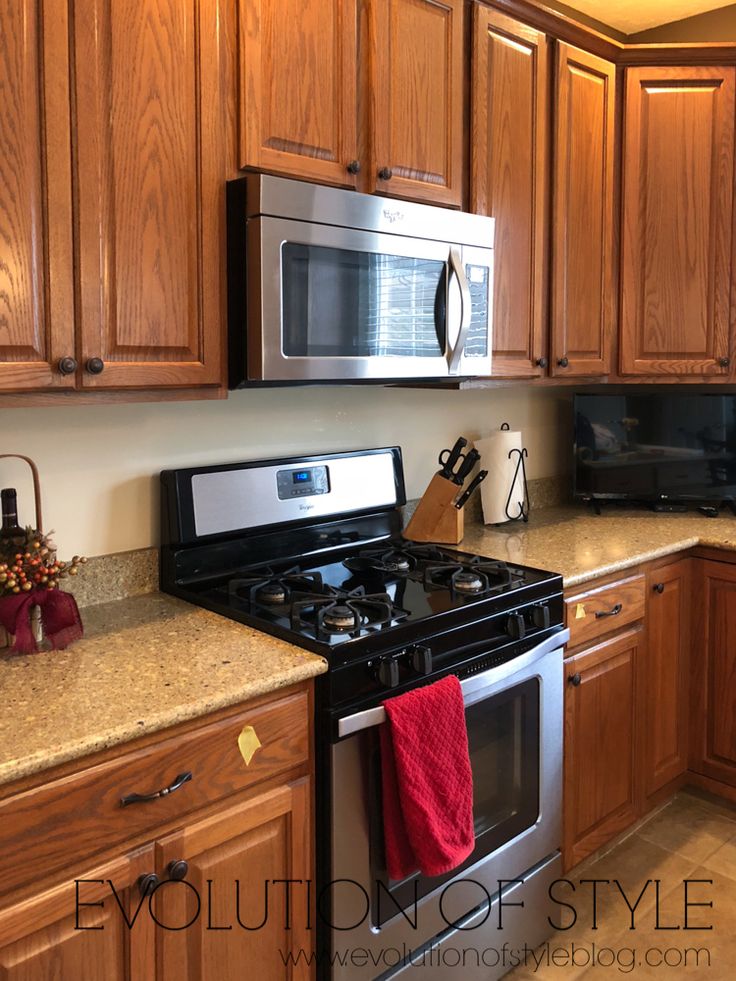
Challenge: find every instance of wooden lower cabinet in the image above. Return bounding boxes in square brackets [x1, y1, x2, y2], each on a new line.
[0, 847, 156, 980]
[155, 780, 312, 981]
[690, 560, 736, 788]
[563, 628, 641, 869]
[642, 559, 691, 801]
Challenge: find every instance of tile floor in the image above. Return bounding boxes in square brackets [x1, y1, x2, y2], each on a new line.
[506, 790, 736, 979]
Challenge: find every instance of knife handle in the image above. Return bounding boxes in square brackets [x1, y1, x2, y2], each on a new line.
[455, 470, 488, 509]
[453, 448, 480, 485]
[438, 436, 468, 479]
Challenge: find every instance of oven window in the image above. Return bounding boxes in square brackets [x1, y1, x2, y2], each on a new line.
[370, 677, 540, 927]
[281, 243, 446, 358]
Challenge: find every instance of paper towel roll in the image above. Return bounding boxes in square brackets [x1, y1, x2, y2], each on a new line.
[476, 429, 524, 525]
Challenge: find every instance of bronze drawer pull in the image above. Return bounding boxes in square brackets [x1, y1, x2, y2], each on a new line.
[120, 770, 193, 807]
[595, 603, 622, 619]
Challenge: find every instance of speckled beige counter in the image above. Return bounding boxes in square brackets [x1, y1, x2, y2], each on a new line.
[0, 593, 326, 788]
[462, 506, 736, 587]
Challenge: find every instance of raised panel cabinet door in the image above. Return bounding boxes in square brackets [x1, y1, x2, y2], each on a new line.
[72, 0, 225, 389]
[0, 847, 155, 981]
[470, 7, 548, 377]
[239, 0, 359, 186]
[155, 779, 312, 981]
[643, 560, 691, 800]
[0, 0, 76, 391]
[620, 67, 736, 377]
[551, 44, 615, 378]
[563, 629, 640, 870]
[690, 560, 736, 787]
[369, 0, 464, 206]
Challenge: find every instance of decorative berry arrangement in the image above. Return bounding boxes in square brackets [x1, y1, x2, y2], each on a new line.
[0, 528, 86, 598]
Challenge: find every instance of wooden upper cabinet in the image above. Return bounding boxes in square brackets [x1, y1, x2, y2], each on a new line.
[620, 67, 736, 377]
[471, 7, 548, 377]
[239, 0, 359, 187]
[368, 0, 464, 206]
[71, 0, 225, 389]
[551, 44, 615, 377]
[0, 0, 75, 392]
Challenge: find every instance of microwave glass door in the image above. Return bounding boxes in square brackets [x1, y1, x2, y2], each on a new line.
[250, 218, 491, 381]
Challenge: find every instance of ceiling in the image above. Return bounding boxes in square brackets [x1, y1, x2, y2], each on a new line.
[567, 0, 734, 33]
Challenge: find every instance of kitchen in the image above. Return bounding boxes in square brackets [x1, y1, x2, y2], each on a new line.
[3, 0, 736, 978]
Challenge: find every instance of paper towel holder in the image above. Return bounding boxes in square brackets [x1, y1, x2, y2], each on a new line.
[500, 423, 530, 522]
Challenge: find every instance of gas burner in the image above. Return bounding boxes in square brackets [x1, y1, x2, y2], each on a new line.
[291, 586, 409, 638]
[229, 566, 325, 607]
[343, 547, 415, 577]
[423, 558, 516, 597]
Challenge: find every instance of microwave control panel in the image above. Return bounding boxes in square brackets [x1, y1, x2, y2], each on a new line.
[276, 465, 330, 500]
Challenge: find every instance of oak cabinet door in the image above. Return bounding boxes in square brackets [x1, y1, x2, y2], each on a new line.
[72, 0, 225, 389]
[0, 848, 155, 981]
[0, 0, 76, 392]
[551, 44, 615, 378]
[155, 780, 312, 981]
[564, 629, 640, 869]
[239, 0, 359, 187]
[691, 560, 736, 787]
[369, 0, 464, 206]
[470, 7, 548, 377]
[642, 560, 690, 801]
[620, 67, 736, 377]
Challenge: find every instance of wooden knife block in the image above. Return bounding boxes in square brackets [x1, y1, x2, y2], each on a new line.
[403, 473, 464, 545]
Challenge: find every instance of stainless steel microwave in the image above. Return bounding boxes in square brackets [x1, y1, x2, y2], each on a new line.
[227, 175, 494, 384]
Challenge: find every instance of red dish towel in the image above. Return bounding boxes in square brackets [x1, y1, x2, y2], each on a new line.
[379, 674, 474, 880]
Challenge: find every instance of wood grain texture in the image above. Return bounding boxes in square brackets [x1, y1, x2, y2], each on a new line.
[0, 690, 309, 900]
[402, 472, 464, 544]
[0, 0, 75, 391]
[471, 6, 548, 377]
[155, 780, 312, 981]
[563, 628, 641, 869]
[369, 0, 464, 205]
[239, 0, 358, 186]
[551, 43, 615, 377]
[620, 66, 736, 377]
[564, 573, 646, 650]
[0, 847, 154, 980]
[642, 559, 691, 799]
[690, 559, 736, 787]
[72, 0, 225, 389]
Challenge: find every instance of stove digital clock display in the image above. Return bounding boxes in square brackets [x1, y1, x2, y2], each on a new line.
[276, 465, 330, 500]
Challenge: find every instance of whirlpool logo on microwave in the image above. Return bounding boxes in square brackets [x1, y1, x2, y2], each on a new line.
[382, 208, 404, 223]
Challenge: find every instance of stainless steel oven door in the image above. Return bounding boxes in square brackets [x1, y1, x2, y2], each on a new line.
[326, 629, 568, 981]
[246, 217, 492, 381]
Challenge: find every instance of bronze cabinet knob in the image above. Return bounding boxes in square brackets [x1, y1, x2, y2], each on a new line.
[377, 167, 393, 181]
[346, 160, 361, 175]
[85, 358, 105, 374]
[58, 357, 78, 375]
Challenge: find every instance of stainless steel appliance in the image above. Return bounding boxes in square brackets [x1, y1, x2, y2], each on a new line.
[160, 448, 567, 980]
[227, 175, 494, 383]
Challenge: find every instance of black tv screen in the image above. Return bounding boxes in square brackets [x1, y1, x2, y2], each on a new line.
[574, 393, 736, 504]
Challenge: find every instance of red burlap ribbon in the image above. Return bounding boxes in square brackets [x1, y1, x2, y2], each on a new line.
[0, 589, 83, 654]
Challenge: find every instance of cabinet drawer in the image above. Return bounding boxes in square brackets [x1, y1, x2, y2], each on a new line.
[564, 574, 646, 650]
[0, 688, 308, 898]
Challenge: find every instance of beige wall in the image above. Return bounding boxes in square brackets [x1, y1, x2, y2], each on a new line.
[1, 386, 571, 558]
[629, 3, 736, 40]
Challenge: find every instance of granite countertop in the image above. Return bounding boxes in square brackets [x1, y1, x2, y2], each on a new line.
[0, 593, 326, 788]
[461, 506, 736, 587]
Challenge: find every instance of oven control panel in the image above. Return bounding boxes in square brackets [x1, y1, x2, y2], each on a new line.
[276, 465, 330, 500]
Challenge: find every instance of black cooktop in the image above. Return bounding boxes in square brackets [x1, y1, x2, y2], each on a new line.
[187, 538, 558, 656]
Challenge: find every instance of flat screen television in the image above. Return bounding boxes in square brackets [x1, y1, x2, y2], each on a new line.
[574, 393, 736, 505]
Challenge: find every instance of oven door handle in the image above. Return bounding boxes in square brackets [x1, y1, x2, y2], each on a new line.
[336, 628, 570, 738]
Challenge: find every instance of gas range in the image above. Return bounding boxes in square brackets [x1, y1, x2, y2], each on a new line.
[160, 447, 564, 709]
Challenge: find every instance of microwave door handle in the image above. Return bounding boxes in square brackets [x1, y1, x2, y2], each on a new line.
[447, 247, 471, 375]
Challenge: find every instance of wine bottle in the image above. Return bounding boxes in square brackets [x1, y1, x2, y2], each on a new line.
[0, 488, 23, 541]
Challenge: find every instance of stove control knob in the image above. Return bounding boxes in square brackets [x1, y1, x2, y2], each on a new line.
[506, 613, 526, 640]
[411, 645, 432, 676]
[531, 604, 550, 629]
[377, 657, 400, 689]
